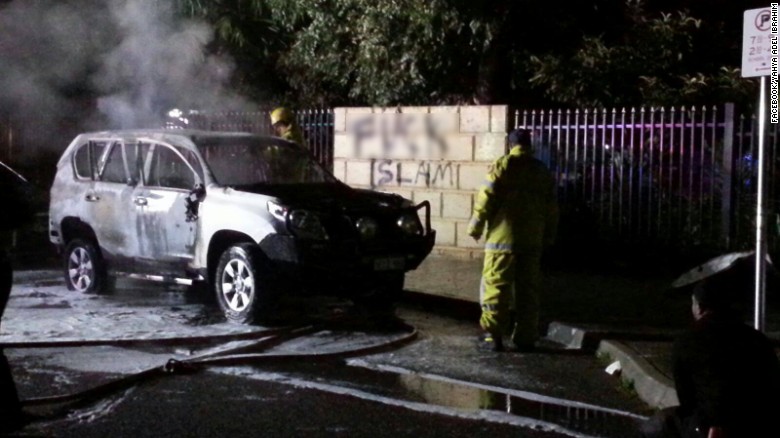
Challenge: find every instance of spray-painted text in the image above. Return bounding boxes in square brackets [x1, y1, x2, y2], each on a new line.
[351, 113, 451, 160]
[371, 159, 456, 188]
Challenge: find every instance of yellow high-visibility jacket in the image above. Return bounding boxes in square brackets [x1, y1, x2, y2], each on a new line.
[281, 124, 307, 149]
[467, 146, 558, 253]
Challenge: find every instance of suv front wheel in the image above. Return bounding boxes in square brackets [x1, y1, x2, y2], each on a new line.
[215, 244, 273, 324]
[63, 238, 109, 294]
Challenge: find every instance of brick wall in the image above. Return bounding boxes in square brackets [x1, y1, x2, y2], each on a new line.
[333, 105, 508, 259]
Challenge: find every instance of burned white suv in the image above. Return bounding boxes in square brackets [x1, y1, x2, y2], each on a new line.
[49, 130, 435, 323]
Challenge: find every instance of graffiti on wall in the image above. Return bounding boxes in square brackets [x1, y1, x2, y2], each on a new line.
[350, 113, 451, 159]
[371, 159, 456, 188]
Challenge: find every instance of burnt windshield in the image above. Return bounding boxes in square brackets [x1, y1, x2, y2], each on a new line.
[195, 137, 337, 186]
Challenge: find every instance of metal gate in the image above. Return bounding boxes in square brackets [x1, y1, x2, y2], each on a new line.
[513, 104, 779, 251]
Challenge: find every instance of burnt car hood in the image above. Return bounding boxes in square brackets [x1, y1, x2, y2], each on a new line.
[232, 183, 406, 211]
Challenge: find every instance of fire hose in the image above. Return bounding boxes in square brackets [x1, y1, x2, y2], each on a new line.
[3, 318, 653, 438]
[2, 318, 418, 411]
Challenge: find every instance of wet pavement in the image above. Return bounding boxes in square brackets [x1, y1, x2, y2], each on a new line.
[5, 250, 779, 437]
[34, 372, 580, 438]
[2, 265, 656, 437]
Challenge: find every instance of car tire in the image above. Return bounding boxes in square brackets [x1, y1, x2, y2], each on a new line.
[63, 238, 109, 294]
[215, 244, 273, 324]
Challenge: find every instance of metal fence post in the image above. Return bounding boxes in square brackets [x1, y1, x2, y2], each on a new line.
[721, 103, 735, 250]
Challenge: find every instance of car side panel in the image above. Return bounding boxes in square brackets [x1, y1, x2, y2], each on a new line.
[49, 141, 141, 270]
[194, 187, 278, 269]
[135, 187, 198, 274]
[49, 162, 84, 248]
[89, 181, 141, 266]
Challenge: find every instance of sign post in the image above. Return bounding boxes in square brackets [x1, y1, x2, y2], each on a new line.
[742, 6, 777, 332]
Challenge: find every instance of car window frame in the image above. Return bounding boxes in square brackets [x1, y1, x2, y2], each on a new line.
[137, 139, 203, 191]
[98, 141, 132, 184]
[195, 137, 335, 187]
[72, 140, 111, 181]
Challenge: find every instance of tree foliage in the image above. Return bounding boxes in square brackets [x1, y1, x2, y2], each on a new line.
[528, 1, 757, 107]
[176, 0, 520, 106]
[174, 0, 761, 108]
[264, 0, 462, 106]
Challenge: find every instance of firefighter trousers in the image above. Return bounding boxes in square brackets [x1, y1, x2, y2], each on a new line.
[479, 250, 542, 347]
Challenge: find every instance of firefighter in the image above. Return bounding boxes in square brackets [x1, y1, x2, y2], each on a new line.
[467, 129, 558, 352]
[268, 107, 310, 183]
[270, 107, 307, 148]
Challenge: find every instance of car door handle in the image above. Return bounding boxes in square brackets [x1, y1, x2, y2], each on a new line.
[134, 197, 148, 206]
[85, 194, 100, 202]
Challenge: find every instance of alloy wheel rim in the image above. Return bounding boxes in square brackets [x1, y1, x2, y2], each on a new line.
[220, 259, 254, 312]
[67, 247, 93, 292]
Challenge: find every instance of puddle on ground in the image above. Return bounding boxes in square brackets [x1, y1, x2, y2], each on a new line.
[392, 371, 645, 437]
[255, 361, 646, 438]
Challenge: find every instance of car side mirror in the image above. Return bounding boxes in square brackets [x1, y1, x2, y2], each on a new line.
[185, 183, 206, 222]
[190, 183, 206, 201]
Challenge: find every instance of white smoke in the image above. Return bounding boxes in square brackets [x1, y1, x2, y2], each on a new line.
[93, 0, 249, 128]
[0, 0, 253, 151]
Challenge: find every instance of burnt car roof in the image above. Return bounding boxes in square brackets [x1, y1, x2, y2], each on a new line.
[70, 129, 273, 142]
[58, 129, 295, 166]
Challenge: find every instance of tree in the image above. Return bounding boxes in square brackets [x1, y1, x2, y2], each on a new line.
[526, 1, 758, 107]
[176, 0, 528, 106]
[174, 0, 761, 108]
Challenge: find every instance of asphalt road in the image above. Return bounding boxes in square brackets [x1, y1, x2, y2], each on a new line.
[28, 371, 577, 438]
[3, 271, 651, 438]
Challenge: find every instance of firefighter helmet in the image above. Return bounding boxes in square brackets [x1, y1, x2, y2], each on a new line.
[270, 107, 294, 125]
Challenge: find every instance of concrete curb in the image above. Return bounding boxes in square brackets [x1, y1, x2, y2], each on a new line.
[545, 321, 679, 351]
[545, 321, 610, 351]
[596, 340, 678, 410]
[545, 321, 679, 410]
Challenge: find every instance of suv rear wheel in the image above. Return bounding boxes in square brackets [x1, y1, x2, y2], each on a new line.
[64, 238, 109, 294]
[215, 244, 273, 324]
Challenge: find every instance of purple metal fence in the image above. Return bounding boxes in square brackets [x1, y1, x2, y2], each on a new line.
[297, 108, 334, 171]
[732, 112, 780, 252]
[513, 105, 744, 249]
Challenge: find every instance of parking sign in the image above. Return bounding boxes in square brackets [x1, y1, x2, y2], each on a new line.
[742, 7, 773, 78]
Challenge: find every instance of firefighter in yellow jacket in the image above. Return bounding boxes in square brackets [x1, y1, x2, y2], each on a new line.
[269, 107, 310, 182]
[270, 107, 307, 148]
[467, 129, 558, 352]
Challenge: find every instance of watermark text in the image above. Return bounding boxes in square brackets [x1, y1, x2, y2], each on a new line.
[772, 4, 779, 123]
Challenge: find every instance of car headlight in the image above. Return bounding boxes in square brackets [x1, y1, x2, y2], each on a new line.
[356, 217, 378, 240]
[268, 201, 328, 240]
[289, 210, 328, 240]
[397, 213, 422, 236]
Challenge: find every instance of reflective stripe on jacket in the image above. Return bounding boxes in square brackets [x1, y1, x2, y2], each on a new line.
[467, 145, 558, 253]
